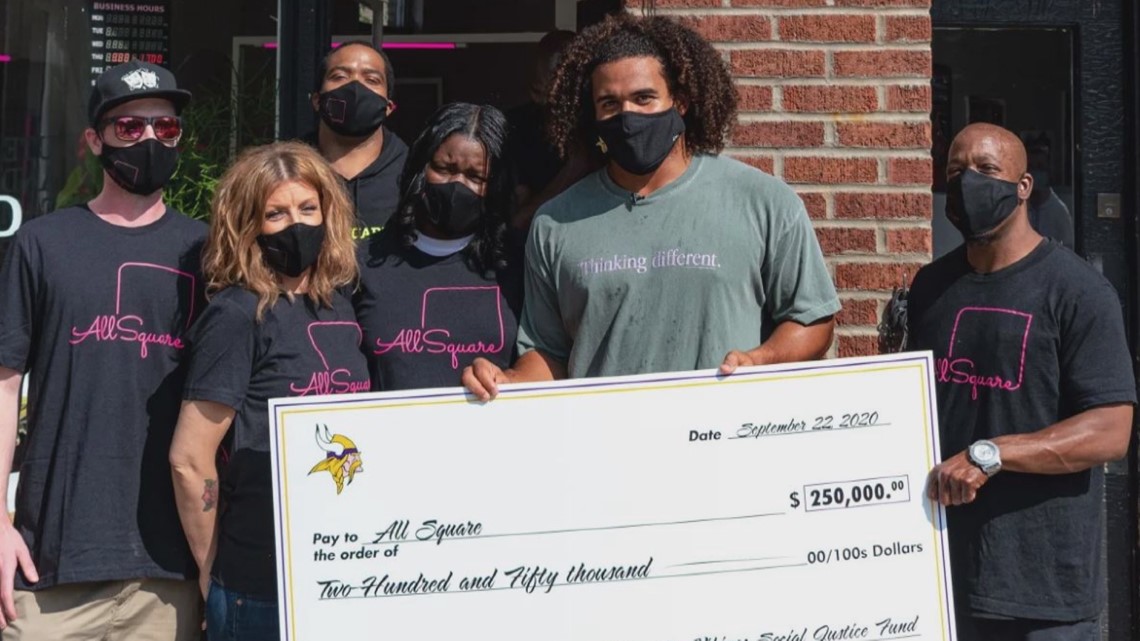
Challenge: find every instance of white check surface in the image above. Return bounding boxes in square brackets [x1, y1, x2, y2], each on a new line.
[269, 353, 956, 641]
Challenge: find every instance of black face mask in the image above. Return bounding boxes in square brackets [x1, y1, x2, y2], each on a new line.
[946, 169, 1022, 241]
[422, 181, 484, 237]
[99, 138, 179, 196]
[317, 81, 389, 138]
[257, 223, 326, 278]
[594, 107, 686, 175]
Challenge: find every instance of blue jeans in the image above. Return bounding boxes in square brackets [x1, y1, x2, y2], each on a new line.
[205, 580, 280, 641]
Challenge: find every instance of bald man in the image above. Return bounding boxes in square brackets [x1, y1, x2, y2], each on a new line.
[906, 123, 1135, 641]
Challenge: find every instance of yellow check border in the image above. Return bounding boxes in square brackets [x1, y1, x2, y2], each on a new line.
[271, 356, 952, 641]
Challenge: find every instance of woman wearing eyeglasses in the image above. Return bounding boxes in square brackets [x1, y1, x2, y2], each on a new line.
[168, 142, 369, 641]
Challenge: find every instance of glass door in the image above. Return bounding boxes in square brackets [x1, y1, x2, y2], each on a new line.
[931, 27, 1076, 257]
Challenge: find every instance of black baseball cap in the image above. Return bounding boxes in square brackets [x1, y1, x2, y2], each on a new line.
[88, 60, 192, 127]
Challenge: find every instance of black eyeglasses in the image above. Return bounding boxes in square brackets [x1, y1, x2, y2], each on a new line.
[99, 115, 183, 143]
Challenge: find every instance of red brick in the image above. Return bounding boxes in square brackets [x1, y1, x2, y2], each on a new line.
[798, 192, 828, 219]
[779, 15, 876, 43]
[838, 334, 881, 358]
[783, 85, 878, 113]
[886, 16, 932, 42]
[886, 84, 932, 112]
[679, 15, 772, 42]
[815, 227, 877, 254]
[631, 0, 719, 5]
[833, 50, 931, 78]
[835, 261, 926, 290]
[733, 0, 827, 5]
[885, 227, 932, 254]
[835, 0, 930, 6]
[835, 192, 932, 219]
[784, 157, 878, 184]
[731, 154, 776, 174]
[733, 122, 825, 147]
[736, 85, 774, 111]
[732, 49, 826, 78]
[837, 298, 881, 326]
[837, 122, 931, 149]
[888, 157, 932, 185]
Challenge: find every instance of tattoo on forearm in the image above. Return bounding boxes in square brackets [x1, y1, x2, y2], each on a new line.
[202, 479, 218, 512]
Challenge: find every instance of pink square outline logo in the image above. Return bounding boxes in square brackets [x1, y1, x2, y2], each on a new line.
[941, 306, 1034, 400]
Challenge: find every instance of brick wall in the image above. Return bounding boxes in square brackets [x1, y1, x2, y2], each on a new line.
[633, 0, 934, 357]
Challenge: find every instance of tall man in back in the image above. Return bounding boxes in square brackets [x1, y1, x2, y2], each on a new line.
[505, 29, 580, 230]
[310, 41, 408, 239]
[0, 61, 205, 639]
[464, 14, 838, 395]
[908, 123, 1135, 641]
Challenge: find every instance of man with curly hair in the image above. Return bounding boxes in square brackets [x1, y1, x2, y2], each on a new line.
[464, 14, 839, 397]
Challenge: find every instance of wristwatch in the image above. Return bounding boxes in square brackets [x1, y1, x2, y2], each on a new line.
[967, 439, 1002, 476]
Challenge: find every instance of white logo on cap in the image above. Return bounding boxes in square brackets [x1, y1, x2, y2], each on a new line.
[121, 68, 160, 92]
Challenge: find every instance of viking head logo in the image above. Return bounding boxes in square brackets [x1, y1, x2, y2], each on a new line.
[308, 425, 363, 494]
[595, 135, 608, 155]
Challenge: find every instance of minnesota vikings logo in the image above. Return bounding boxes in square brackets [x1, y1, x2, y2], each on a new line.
[308, 425, 363, 495]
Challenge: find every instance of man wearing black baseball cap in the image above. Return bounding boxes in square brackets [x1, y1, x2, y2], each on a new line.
[0, 60, 204, 640]
[87, 59, 192, 196]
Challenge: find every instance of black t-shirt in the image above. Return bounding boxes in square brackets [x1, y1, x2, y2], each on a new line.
[183, 287, 370, 598]
[506, 101, 562, 194]
[354, 230, 522, 391]
[906, 240, 1136, 621]
[303, 128, 409, 240]
[0, 205, 206, 589]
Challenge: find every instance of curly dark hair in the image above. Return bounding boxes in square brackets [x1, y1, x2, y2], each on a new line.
[386, 102, 512, 275]
[546, 13, 737, 159]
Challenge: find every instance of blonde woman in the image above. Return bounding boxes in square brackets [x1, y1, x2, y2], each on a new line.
[169, 141, 369, 641]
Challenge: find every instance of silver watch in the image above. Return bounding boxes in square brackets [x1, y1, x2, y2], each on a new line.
[967, 439, 1002, 476]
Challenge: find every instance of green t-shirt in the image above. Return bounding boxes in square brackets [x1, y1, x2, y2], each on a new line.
[518, 154, 840, 378]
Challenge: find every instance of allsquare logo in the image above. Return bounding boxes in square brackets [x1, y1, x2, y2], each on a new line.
[938, 306, 1034, 400]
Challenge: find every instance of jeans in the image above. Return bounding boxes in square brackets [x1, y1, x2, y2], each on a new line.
[205, 580, 280, 641]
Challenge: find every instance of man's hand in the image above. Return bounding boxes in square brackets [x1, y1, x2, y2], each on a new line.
[462, 358, 511, 401]
[0, 521, 37, 628]
[462, 351, 565, 400]
[719, 350, 759, 376]
[925, 452, 990, 506]
[718, 319, 835, 376]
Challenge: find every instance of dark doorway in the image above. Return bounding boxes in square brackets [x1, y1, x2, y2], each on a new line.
[931, 27, 1076, 258]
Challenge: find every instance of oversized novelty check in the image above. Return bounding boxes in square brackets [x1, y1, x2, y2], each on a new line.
[269, 353, 956, 641]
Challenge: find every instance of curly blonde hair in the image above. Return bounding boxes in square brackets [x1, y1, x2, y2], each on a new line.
[204, 141, 358, 320]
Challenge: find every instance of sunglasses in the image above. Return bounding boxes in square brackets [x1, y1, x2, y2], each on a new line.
[99, 115, 183, 143]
